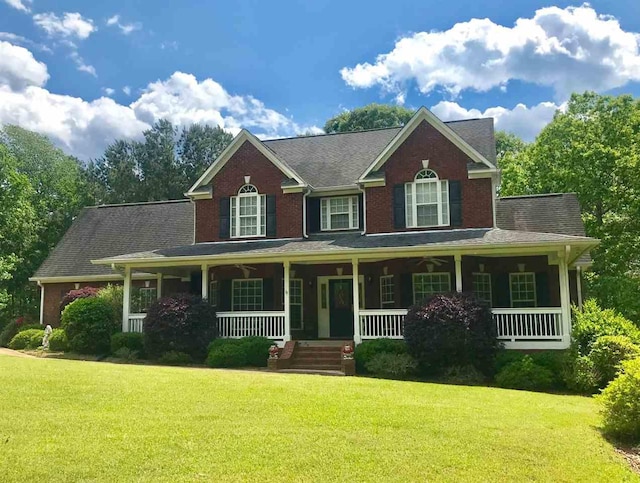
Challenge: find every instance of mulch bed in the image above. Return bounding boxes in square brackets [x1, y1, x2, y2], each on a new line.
[616, 446, 640, 475]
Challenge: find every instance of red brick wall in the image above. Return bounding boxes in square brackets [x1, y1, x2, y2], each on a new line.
[366, 120, 494, 233]
[195, 141, 303, 242]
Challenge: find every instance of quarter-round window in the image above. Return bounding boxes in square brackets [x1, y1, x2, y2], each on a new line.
[238, 184, 258, 194]
[415, 169, 438, 180]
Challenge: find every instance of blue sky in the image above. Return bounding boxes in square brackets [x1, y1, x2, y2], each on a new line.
[1, 0, 639, 161]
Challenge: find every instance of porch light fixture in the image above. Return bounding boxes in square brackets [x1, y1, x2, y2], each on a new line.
[336, 267, 343, 276]
[74, 283, 80, 289]
[145, 280, 150, 288]
[383, 266, 388, 276]
[422, 159, 430, 169]
[518, 263, 526, 273]
[210, 272, 216, 281]
[244, 175, 251, 184]
[479, 264, 485, 273]
[426, 263, 435, 273]
[290, 269, 296, 278]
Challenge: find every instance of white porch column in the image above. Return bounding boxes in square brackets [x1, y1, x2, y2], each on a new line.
[454, 254, 463, 292]
[559, 247, 572, 347]
[283, 260, 291, 341]
[122, 266, 131, 332]
[156, 273, 163, 299]
[576, 265, 583, 309]
[201, 264, 208, 300]
[352, 258, 361, 344]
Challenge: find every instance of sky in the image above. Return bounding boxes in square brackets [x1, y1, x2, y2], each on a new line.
[1, 0, 639, 162]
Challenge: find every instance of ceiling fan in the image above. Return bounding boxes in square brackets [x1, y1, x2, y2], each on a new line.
[416, 256, 448, 267]
[235, 264, 257, 278]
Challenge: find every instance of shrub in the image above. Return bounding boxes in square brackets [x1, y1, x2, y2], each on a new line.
[48, 329, 69, 352]
[158, 351, 192, 366]
[589, 335, 640, 389]
[495, 356, 554, 391]
[8, 329, 44, 350]
[564, 352, 599, 393]
[236, 337, 272, 367]
[441, 365, 487, 385]
[113, 347, 138, 361]
[403, 293, 500, 375]
[97, 285, 123, 325]
[365, 352, 418, 379]
[598, 358, 640, 443]
[354, 338, 407, 373]
[572, 300, 640, 354]
[0, 318, 40, 347]
[61, 297, 117, 354]
[206, 343, 248, 368]
[111, 332, 145, 357]
[143, 294, 217, 361]
[496, 351, 568, 389]
[59, 287, 100, 313]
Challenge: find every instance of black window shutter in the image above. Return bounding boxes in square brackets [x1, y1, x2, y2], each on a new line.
[400, 273, 413, 307]
[263, 278, 274, 310]
[266, 195, 276, 237]
[494, 273, 511, 308]
[393, 184, 406, 230]
[190, 271, 202, 296]
[535, 272, 549, 307]
[308, 198, 320, 233]
[220, 279, 232, 311]
[219, 197, 231, 239]
[358, 194, 364, 230]
[449, 180, 462, 227]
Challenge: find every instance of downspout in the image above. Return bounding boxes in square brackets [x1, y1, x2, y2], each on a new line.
[358, 183, 367, 235]
[302, 187, 310, 239]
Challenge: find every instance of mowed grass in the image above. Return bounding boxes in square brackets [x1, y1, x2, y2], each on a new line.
[0, 355, 636, 482]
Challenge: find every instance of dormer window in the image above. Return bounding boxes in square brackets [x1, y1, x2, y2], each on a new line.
[321, 196, 359, 231]
[231, 184, 266, 238]
[405, 169, 449, 228]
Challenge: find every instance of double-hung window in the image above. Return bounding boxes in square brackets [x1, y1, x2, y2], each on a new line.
[231, 184, 266, 238]
[380, 275, 395, 307]
[472, 273, 492, 305]
[208, 280, 219, 308]
[509, 273, 536, 308]
[412, 273, 451, 303]
[289, 279, 303, 329]
[321, 196, 359, 231]
[405, 169, 449, 228]
[232, 279, 263, 311]
[132, 287, 157, 313]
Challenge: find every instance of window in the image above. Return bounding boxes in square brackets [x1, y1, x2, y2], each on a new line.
[132, 287, 157, 313]
[380, 275, 395, 307]
[321, 196, 359, 231]
[289, 279, 303, 329]
[209, 280, 218, 307]
[405, 169, 449, 228]
[413, 273, 451, 303]
[232, 279, 263, 311]
[230, 184, 266, 238]
[472, 273, 492, 305]
[509, 273, 536, 308]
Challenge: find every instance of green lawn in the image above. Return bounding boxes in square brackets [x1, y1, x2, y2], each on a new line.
[0, 355, 636, 482]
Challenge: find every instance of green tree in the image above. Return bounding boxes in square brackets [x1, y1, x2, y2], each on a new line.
[177, 124, 233, 186]
[324, 103, 414, 133]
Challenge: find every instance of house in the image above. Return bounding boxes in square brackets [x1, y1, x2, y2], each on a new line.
[31, 107, 597, 354]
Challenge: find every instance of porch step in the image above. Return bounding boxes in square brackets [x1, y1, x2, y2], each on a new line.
[288, 343, 348, 371]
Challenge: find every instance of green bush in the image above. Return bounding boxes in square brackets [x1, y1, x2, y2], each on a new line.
[239, 337, 272, 367]
[8, 329, 44, 350]
[113, 347, 138, 361]
[97, 284, 123, 326]
[589, 335, 640, 389]
[0, 320, 41, 347]
[441, 365, 487, 385]
[598, 357, 640, 443]
[206, 342, 249, 368]
[111, 332, 145, 357]
[495, 356, 554, 391]
[364, 352, 417, 379]
[572, 300, 640, 354]
[495, 351, 568, 389]
[158, 351, 192, 366]
[61, 297, 118, 354]
[354, 338, 407, 373]
[564, 353, 599, 393]
[48, 329, 68, 352]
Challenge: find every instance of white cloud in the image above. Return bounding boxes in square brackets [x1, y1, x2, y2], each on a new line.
[341, 5, 640, 100]
[33, 12, 96, 40]
[106, 14, 141, 35]
[69, 50, 96, 77]
[0, 32, 52, 53]
[3, 0, 31, 13]
[122, 86, 131, 96]
[431, 100, 562, 141]
[0, 43, 315, 160]
[102, 87, 115, 96]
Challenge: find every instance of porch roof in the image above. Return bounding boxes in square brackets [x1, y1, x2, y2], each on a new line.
[92, 228, 597, 266]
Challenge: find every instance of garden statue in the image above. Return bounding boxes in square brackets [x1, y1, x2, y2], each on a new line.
[42, 324, 53, 350]
[268, 344, 279, 359]
[342, 343, 354, 360]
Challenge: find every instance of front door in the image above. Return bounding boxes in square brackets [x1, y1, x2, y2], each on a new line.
[329, 279, 354, 338]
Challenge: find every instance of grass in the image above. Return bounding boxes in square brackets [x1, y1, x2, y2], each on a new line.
[0, 355, 636, 482]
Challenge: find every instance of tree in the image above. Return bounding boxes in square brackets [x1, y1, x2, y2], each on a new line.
[177, 124, 233, 186]
[324, 103, 414, 133]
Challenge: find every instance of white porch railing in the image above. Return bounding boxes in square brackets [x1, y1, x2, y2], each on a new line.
[360, 309, 407, 339]
[217, 311, 286, 339]
[492, 307, 564, 341]
[127, 313, 145, 333]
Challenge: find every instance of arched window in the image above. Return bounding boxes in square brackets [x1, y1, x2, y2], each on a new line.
[405, 169, 450, 228]
[230, 184, 266, 238]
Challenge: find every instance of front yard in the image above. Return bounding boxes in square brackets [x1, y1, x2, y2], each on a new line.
[0, 355, 636, 482]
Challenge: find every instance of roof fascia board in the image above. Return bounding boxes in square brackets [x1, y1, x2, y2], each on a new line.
[29, 273, 163, 283]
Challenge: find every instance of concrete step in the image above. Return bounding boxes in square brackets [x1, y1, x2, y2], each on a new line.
[289, 363, 343, 371]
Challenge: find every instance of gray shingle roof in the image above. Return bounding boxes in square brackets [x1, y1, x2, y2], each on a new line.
[33, 200, 194, 278]
[263, 118, 496, 188]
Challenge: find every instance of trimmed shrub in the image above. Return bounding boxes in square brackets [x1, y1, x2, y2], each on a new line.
[60, 287, 100, 313]
[143, 294, 217, 361]
[589, 335, 640, 389]
[496, 350, 568, 389]
[495, 356, 554, 391]
[598, 357, 640, 443]
[403, 293, 500, 375]
[354, 338, 407, 373]
[9, 329, 44, 350]
[0, 318, 40, 347]
[158, 351, 192, 366]
[572, 300, 640, 354]
[564, 353, 599, 394]
[365, 352, 417, 379]
[48, 329, 68, 352]
[61, 297, 117, 354]
[206, 343, 248, 368]
[111, 332, 145, 357]
[237, 337, 272, 367]
[113, 347, 138, 361]
[97, 285, 123, 325]
[441, 365, 487, 385]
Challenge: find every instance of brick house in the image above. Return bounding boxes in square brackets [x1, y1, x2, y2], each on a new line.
[32, 107, 597, 353]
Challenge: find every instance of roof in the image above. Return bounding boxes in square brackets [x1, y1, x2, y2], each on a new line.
[32, 200, 194, 279]
[263, 118, 496, 188]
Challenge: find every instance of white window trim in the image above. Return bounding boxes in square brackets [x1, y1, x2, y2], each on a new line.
[232, 278, 264, 311]
[320, 196, 359, 231]
[289, 278, 303, 330]
[405, 170, 450, 228]
[379, 275, 395, 307]
[472, 272, 492, 305]
[230, 185, 266, 239]
[412, 272, 451, 304]
[509, 272, 537, 308]
[134, 287, 157, 313]
[209, 280, 219, 307]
